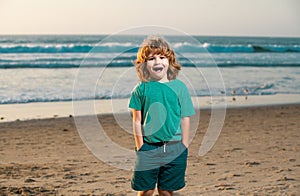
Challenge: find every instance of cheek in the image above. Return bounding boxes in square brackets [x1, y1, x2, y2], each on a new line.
[146, 63, 153, 72]
[163, 58, 169, 65]
[146, 61, 154, 67]
[163, 59, 170, 69]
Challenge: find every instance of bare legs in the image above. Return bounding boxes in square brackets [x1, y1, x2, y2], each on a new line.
[138, 189, 154, 196]
[158, 189, 173, 196]
[138, 189, 173, 196]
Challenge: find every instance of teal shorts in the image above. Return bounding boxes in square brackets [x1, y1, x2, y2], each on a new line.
[131, 141, 188, 191]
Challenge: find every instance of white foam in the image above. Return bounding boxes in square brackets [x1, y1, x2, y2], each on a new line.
[0, 94, 299, 122]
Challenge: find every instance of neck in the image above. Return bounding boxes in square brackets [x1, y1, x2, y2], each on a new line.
[159, 78, 170, 83]
[149, 78, 169, 83]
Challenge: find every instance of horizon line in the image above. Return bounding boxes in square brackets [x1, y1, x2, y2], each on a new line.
[0, 33, 299, 39]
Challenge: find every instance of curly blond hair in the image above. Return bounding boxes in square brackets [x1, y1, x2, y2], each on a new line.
[135, 36, 181, 82]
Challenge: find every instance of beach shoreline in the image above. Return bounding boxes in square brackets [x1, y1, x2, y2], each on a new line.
[1, 93, 300, 123]
[0, 103, 299, 195]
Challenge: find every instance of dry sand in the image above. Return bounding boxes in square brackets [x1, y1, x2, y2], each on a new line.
[0, 104, 299, 195]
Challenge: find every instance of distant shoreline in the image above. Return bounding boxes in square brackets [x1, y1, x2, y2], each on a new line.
[0, 94, 300, 123]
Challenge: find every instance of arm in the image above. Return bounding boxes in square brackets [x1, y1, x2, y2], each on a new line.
[132, 109, 144, 150]
[181, 117, 190, 148]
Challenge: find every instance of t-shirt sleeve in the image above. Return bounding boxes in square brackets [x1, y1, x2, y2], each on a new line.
[179, 83, 195, 117]
[129, 84, 142, 110]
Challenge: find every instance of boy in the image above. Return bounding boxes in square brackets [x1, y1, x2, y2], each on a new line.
[129, 36, 195, 196]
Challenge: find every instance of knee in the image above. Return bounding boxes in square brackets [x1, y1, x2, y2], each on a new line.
[138, 189, 155, 196]
[158, 189, 173, 196]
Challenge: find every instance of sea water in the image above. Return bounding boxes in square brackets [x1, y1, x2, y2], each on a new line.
[0, 35, 299, 104]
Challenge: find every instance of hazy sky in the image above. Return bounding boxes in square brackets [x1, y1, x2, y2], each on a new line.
[0, 0, 299, 37]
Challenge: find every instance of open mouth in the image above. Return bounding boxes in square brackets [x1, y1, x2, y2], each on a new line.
[153, 66, 164, 73]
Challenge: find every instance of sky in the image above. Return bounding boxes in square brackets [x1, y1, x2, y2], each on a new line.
[0, 0, 299, 37]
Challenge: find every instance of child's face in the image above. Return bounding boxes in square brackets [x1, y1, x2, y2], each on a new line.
[146, 53, 169, 82]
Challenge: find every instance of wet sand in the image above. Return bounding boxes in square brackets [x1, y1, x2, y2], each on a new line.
[0, 104, 299, 195]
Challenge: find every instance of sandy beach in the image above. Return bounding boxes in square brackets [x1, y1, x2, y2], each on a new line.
[1, 94, 300, 122]
[0, 102, 299, 195]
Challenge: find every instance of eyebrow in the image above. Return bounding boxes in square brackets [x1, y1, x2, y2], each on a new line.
[147, 54, 165, 57]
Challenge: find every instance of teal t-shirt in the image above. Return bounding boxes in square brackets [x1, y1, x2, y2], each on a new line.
[129, 79, 195, 143]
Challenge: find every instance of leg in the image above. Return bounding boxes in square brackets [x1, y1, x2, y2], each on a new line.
[138, 189, 155, 196]
[157, 143, 188, 192]
[132, 143, 161, 195]
[158, 189, 173, 196]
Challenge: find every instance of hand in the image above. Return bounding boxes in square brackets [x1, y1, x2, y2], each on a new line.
[135, 143, 144, 151]
[182, 141, 189, 148]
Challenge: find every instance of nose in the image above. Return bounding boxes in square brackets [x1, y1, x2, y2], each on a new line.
[154, 56, 162, 64]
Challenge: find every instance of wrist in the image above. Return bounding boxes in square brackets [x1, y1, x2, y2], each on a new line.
[135, 143, 144, 151]
[182, 141, 189, 148]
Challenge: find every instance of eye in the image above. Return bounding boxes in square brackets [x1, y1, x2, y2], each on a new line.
[147, 57, 154, 61]
[160, 56, 166, 59]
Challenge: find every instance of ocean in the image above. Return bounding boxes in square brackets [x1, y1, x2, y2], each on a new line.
[0, 35, 300, 104]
